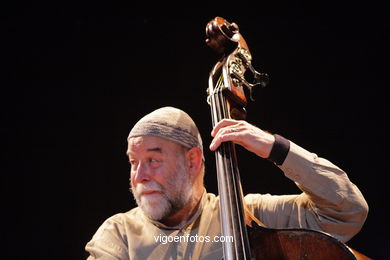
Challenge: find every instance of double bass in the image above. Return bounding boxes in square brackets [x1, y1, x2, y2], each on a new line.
[205, 17, 371, 260]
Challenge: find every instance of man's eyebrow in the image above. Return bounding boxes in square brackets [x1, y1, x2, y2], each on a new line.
[126, 147, 162, 156]
[146, 147, 162, 153]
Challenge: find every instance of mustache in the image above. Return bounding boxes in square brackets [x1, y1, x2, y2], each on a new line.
[130, 181, 164, 195]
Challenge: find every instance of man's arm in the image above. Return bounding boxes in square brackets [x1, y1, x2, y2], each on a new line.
[246, 140, 368, 242]
[210, 119, 369, 242]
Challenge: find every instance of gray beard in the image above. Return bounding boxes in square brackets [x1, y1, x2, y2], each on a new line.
[130, 160, 193, 222]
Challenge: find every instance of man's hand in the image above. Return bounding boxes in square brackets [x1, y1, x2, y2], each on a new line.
[210, 119, 275, 159]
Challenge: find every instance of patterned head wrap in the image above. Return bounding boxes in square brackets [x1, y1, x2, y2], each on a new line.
[128, 107, 204, 160]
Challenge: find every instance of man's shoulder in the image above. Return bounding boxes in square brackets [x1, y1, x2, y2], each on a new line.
[85, 209, 143, 257]
[112, 206, 142, 219]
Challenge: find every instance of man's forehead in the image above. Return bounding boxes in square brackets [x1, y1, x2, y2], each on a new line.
[126, 136, 178, 155]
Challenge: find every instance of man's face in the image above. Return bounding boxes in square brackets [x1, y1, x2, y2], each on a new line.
[127, 136, 193, 221]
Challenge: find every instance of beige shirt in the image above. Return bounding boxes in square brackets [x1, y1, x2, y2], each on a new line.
[85, 142, 368, 260]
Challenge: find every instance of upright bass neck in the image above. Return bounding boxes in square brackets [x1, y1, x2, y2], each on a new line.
[206, 16, 269, 260]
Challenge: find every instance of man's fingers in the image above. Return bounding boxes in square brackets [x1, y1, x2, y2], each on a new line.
[209, 127, 241, 151]
[211, 119, 239, 137]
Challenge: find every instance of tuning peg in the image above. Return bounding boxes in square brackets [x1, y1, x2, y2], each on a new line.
[254, 72, 269, 88]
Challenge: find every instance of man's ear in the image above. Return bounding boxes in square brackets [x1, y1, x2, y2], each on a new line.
[185, 147, 203, 176]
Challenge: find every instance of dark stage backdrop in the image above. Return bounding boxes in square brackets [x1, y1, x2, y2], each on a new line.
[2, 3, 388, 260]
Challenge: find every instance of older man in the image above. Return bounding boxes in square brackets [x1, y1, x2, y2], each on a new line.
[85, 106, 368, 259]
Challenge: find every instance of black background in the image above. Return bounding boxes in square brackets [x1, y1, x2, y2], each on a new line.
[2, 2, 389, 259]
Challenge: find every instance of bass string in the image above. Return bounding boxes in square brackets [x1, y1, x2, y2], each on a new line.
[219, 89, 251, 258]
[209, 81, 251, 259]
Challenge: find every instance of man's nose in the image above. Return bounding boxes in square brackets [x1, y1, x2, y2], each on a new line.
[132, 162, 150, 184]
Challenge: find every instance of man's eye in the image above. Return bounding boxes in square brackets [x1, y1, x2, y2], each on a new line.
[149, 158, 161, 166]
[129, 160, 137, 166]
